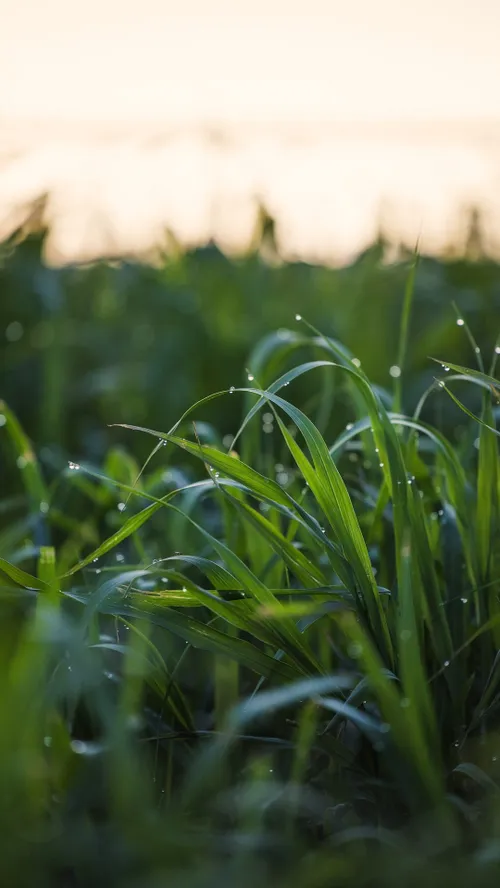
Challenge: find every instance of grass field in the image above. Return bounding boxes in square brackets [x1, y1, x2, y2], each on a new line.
[0, 215, 500, 886]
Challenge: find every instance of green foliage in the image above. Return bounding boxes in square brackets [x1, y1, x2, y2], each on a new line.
[1, 225, 500, 886]
[2, 223, 500, 473]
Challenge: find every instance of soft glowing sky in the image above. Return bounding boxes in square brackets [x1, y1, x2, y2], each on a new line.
[1, 0, 500, 123]
[2, 1, 500, 263]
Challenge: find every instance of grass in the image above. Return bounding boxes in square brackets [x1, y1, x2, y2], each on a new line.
[2, 214, 500, 483]
[1, 266, 500, 886]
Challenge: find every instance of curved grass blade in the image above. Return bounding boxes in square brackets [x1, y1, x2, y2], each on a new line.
[0, 557, 50, 592]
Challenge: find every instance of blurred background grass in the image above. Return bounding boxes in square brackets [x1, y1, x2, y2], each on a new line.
[2, 203, 499, 478]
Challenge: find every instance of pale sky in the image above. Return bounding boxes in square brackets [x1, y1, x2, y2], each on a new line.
[1, 0, 500, 123]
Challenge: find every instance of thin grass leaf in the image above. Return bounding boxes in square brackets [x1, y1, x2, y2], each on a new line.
[0, 557, 50, 592]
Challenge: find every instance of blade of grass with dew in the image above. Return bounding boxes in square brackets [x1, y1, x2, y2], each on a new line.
[337, 611, 446, 810]
[239, 387, 393, 664]
[394, 250, 419, 413]
[395, 532, 442, 768]
[221, 490, 327, 587]
[114, 426, 355, 586]
[76, 572, 301, 682]
[252, 342, 419, 651]
[476, 390, 499, 586]
[166, 582, 293, 649]
[0, 401, 49, 512]
[157, 502, 324, 676]
[61, 460, 346, 601]
[431, 360, 499, 389]
[435, 381, 500, 439]
[406, 488, 457, 697]
[79, 483, 322, 676]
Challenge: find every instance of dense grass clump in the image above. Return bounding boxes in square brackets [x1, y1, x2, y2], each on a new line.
[0, 270, 499, 886]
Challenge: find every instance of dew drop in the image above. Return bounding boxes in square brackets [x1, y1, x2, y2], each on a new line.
[229, 386, 235, 394]
[6, 321, 24, 342]
[379, 462, 384, 468]
[68, 461, 80, 471]
[277, 328, 291, 340]
[389, 365, 401, 378]
[295, 314, 302, 321]
[456, 318, 464, 326]
[443, 660, 450, 668]
[461, 597, 468, 604]
[351, 358, 361, 368]
[0, 414, 6, 427]
[116, 553, 125, 563]
[247, 374, 255, 382]
[117, 502, 126, 512]
[39, 501, 49, 514]
[345, 422, 354, 431]
[495, 346, 500, 355]
[348, 642, 363, 659]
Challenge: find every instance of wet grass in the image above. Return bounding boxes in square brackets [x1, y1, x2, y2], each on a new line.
[1, 259, 499, 885]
